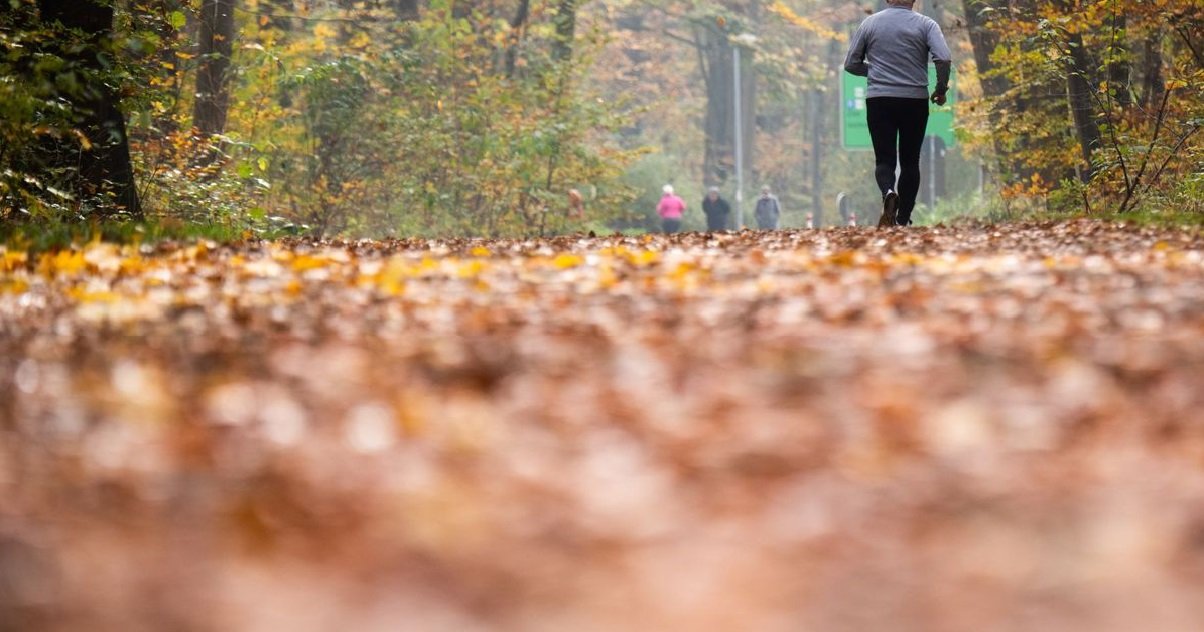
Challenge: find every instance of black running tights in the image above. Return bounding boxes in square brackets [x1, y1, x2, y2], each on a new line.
[866, 97, 929, 224]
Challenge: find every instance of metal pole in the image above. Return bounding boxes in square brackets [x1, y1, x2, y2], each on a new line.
[978, 160, 985, 200]
[733, 45, 744, 229]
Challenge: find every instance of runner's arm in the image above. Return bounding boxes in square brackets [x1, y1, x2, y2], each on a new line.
[928, 22, 952, 95]
[843, 26, 869, 77]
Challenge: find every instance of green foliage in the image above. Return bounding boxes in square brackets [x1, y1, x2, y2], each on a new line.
[912, 190, 1012, 226]
[0, 0, 175, 219]
[218, 3, 643, 238]
[135, 136, 287, 236]
[0, 4, 97, 218]
[0, 216, 270, 253]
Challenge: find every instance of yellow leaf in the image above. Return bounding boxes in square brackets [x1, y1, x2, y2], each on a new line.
[828, 251, 859, 267]
[349, 31, 372, 49]
[1, 250, 27, 272]
[68, 287, 118, 303]
[40, 250, 87, 276]
[552, 253, 583, 269]
[630, 250, 660, 267]
[458, 260, 486, 277]
[768, 2, 846, 41]
[597, 263, 618, 289]
[291, 255, 327, 271]
[0, 280, 28, 294]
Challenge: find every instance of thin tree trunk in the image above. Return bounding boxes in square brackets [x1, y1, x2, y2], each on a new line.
[551, 0, 578, 62]
[1066, 32, 1102, 180]
[1106, 12, 1131, 107]
[140, 0, 188, 137]
[1139, 32, 1164, 109]
[36, 0, 142, 217]
[961, 0, 1017, 178]
[504, 0, 531, 77]
[961, 0, 1009, 100]
[193, 0, 235, 139]
[698, 17, 755, 210]
[699, 25, 734, 188]
[394, 0, 420, 20]
[260, 0, 295, 32]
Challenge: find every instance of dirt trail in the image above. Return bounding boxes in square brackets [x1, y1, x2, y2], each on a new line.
[2, 220, 1203, 631]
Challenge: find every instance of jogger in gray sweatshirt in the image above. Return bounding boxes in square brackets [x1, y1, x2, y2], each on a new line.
[843, 0, 951, 227]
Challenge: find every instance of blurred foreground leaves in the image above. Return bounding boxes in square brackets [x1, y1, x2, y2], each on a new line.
[1, 221, 1203, 631]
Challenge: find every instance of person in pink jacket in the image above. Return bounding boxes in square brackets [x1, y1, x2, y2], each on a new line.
[657, 184, 686, 234]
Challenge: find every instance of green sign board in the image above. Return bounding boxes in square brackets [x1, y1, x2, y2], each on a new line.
[841, 66, 956, 150]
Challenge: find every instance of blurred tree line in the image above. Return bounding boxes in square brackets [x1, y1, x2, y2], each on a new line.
[2, 0, 1201, 236]
[1, 0, 641, 236]
[960, 0, 1203, 217]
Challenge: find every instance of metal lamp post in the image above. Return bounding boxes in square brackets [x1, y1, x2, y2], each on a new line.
[732, 32, 756, 229]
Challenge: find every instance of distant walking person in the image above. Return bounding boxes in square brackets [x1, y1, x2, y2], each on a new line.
[702, 187, 731, 231]
[754, 185, 781, 230]
[843, 0, 951, 227]
[657, 184, 686, 234]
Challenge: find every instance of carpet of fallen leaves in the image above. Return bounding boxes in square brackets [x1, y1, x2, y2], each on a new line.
[2, 220, 1203, 632]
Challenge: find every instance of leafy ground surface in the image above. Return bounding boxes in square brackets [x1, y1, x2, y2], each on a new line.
[2, 220, 1204, 631]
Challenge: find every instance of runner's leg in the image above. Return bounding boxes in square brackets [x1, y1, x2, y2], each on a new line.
[866, 98, 899, 197]
[896, 98, 929, 225]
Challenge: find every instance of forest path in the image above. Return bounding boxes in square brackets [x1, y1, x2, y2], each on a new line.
[2, 220, 1203, 631]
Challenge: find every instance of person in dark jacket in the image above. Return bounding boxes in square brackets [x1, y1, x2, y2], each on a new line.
[702, 187, 731, 231]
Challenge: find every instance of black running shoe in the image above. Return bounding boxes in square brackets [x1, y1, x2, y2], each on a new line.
[878, 190, 898, 228]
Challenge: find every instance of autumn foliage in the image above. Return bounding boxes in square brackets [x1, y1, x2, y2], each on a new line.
[962, 0, 1204, 216]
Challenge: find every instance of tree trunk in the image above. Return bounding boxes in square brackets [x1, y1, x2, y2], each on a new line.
[961, 0, 1009, 100]
[504, 0, 531, 77]
[963, 0, 1063, 182]
[551, 0, 578, 62]
[36, 0, 142, 217]
[147, 0, 188, 137]
[1106, 12, 1131, 107]
[193, 0, 235, 139]
[961, 0, 1015, 179]
[259, 0, 295, 32]
[394, 0, 420, 20]
[698, 25, 732, 186]
[1139, 31, 1164, 108]
[697, 20, 755, 226]
[1066, 32, 1102, 180]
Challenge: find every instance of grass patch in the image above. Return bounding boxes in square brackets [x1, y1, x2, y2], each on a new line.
[0, 218, 286, 252]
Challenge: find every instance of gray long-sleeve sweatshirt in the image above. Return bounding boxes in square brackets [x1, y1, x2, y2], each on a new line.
[843, 5, 951, 100]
